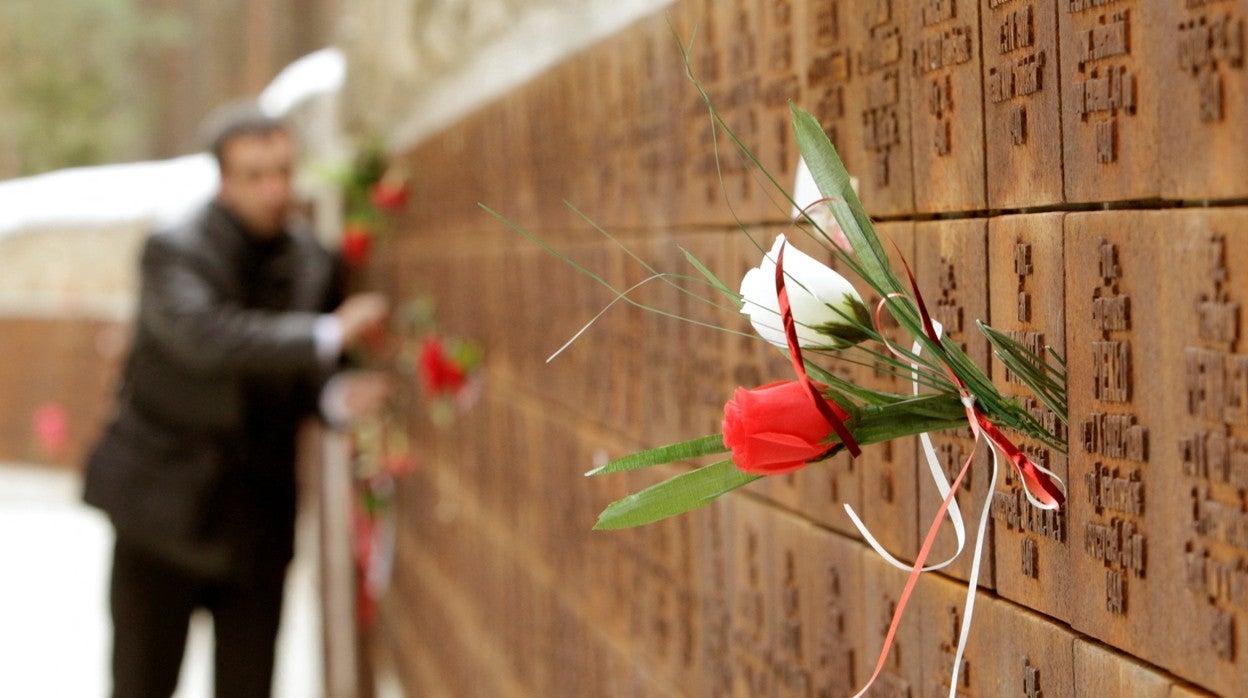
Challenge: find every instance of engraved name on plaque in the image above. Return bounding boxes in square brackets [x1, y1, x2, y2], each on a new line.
[760, 0, 806, 211]
[989, 213, 1075, 622]
[918, 573, 993, 696]
[846, 0, 916, 216]
[718, 0, 765, 221]
[909, 0, 988, 212]
[1060, 1, 1162, 202]
[917, 219, 995, 587]
[860, 550, 923, 695]
[1159, 209, 1248, 696]
[1161, 0, 1248, 199]
[805, 0, 857, 174]
[985, 597, 1077, 698]
[1067, 212, 1163, 664]
[981, 0, 1064, 207]
[806, 524, 865, 697]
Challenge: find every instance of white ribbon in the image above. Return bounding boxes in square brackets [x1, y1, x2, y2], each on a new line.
[844, 319, 999, 697]
[843, 321, 968, 571]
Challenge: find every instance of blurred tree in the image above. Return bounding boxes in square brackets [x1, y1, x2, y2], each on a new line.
[0, 0, 184, 177]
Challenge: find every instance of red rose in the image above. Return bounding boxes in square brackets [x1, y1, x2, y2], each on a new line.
[419, 335, 467, 396]
[341, 224, 373, 267]
[369, 181, 410, 212]
[722, 380, 838, 475]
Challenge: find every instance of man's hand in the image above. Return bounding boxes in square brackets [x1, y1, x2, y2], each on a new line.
[321, 370, 394, 426]
[334, 293, 390, 347]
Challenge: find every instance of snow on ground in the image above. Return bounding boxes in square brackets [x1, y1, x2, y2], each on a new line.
[0, 462, 321, 697]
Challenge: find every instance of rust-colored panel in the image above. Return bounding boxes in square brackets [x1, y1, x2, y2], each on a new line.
[757, 0, 808, 224]
[915, 218, 994, 587]
[1073, 639, 1171, 697]
[1059, 1, 1163, 203]
[908, 0, 988, 213]
[691, 495, 737, 696]
[1155, 208, 1248, 696]
[803, 0, 861, 183]
[803, 522, 867, 696]
[831, 221, 920, 558]
[859, 546, 924, 696]
[984, 597, 1077, 698]
[768, 505, 866, 696]
[841, 0, 917, 217]
[988, 213, 1074, 622]
[729, 494, 778, 695]
[915, 573, 998, 696]
[1160, 1, 1248, 200]
[1066, 211, 1164, 663]
[981, 0, 1065, 208]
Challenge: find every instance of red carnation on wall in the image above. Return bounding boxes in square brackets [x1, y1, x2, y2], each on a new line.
[341, 224, 373, 267]
[369, 180, 410, 212]
[419, 335, 467, 397]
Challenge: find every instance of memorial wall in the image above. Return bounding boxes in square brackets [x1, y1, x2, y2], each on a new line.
[372, 1, 1248, 694]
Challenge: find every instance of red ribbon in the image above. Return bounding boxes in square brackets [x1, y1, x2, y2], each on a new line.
[897, 255, 1064, 509]
[853, 248, 1066, 697]
[774, 241, 861, 457]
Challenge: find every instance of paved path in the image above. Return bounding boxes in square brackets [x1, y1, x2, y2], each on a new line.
[0, 462, 322, 697]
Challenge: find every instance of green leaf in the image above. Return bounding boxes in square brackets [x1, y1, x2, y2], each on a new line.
[587, 433, 728, 476]
[790, 105, 900, 297]
[681, 246, 741, 308]
[593, 459, 760, 530]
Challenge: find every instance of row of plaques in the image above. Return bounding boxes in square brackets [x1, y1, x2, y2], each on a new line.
[399, 0, 1247, 237]
[388, 206, 1248, 694]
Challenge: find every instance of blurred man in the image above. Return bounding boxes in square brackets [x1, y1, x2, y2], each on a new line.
[84, 105, 390, 697]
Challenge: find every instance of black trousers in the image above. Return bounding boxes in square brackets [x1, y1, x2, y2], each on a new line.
[108, 539, 287, 698]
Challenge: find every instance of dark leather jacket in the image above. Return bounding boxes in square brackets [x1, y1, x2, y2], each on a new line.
[84, 201, 343, 579]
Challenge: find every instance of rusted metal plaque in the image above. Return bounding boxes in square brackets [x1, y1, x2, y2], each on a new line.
[858, 546, 924, 695]
[980, 0, 1065, 208]
[671, 0, 723, 228]
[1160, 1, 1248, 200]
[803, 0, 862, 181]
[842, 0, 917, 217]
[768, 502, 867, 696]
[915, 218, 994, 587]
[728, 493, 778, 695]
[1073, 639, 1172, 697]
[1059, 1, 1162, 203]
[633, 492, 702, 689]
[714, 0, 769, 225]
[1066, 212, 1164, 663]
[758, 0, 808, 222]
[915, 572, 997, 695]
[1154, 208, 1248, 696]
[803, 523, 868, 696]
[983, 597, 1077, 698]
[635, 16, 686, 230]
[689, 492, 737, 696]
[908, 0, 988, 213]
[988, 213, 1075, 622]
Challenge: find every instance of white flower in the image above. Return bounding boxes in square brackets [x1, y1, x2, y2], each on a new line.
[740, 234, 869, 349]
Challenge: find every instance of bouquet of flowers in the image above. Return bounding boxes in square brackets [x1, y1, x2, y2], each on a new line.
[345, 295, 483, 628]
[391, 297, 485, 428]
[348, 412, 416, 629]
[488, 90, 1068, 694]
[329, 140, 411, 268]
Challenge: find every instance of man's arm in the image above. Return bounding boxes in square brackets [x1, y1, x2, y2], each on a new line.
[138, 234, 387, 375]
